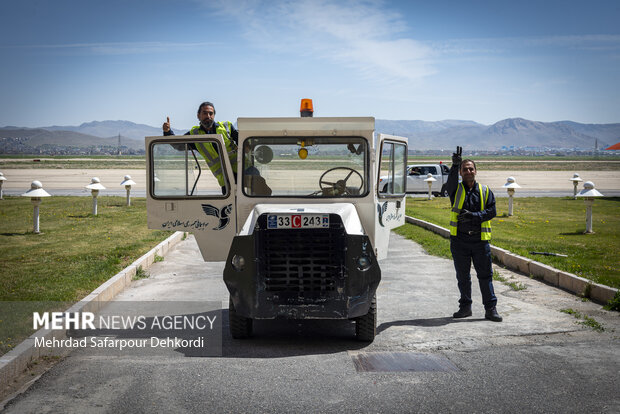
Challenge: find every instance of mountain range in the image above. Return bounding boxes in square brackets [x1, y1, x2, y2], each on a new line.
[1, 118, 619, 152]
[376, 118, 620, 150]
[43, 120, 162, 146]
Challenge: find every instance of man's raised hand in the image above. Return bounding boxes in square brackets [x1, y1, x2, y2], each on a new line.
[162, 116, 171, 133]
[452, 146, 462, 165]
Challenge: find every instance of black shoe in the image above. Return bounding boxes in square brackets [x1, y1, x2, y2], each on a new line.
[453, 307, 472, 318]
[485, 307, 503, 322]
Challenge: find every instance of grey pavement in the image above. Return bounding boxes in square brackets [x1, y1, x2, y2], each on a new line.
[3, 234, 620, 413]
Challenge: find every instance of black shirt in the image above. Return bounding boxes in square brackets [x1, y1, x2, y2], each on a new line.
[446, 163, 496, 241]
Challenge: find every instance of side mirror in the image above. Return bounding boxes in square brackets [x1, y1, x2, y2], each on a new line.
[254, 146, 274, 164]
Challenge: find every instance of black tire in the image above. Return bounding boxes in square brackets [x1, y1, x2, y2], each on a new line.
[229, 297, 253, 339]
[440, 184, 449, 197]
[355, 294, 377, 342]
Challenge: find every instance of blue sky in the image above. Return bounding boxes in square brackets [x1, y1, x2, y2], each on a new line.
[1, 0, 619, 129]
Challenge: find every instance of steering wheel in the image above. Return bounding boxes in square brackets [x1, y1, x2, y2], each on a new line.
[319, 167, 364, 196]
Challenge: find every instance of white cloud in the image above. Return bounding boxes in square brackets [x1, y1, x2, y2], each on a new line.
[201, 0, 435, 82]
[432, 34, 620, 56]
[3, 42, 219, 55]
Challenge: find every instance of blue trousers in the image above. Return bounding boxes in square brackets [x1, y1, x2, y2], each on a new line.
[450, 238, 497, 310]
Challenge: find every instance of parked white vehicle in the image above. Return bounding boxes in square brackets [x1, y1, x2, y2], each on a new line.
[380, 163, 449, 196]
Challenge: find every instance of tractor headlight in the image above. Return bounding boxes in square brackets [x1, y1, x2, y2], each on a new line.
[231, 255, 245, 272]
[357, 255, 371, 271]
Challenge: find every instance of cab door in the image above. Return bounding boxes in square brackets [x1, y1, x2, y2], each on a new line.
[145, 135, 236, 261]
[374, 134, 408, 260]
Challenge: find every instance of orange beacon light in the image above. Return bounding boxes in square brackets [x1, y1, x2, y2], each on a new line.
[300, 99, 314, 117]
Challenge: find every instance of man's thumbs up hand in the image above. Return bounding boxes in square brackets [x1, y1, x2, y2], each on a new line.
[163, 116, 171, 133]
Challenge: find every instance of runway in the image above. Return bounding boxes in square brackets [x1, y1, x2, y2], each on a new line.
[2, 169, 619, 197]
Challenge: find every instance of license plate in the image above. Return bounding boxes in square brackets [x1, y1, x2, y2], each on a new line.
[267, 214, 329, 229]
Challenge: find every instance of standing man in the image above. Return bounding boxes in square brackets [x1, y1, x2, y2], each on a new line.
[447, 146, 502, 322]
[163, 101, 238, 193]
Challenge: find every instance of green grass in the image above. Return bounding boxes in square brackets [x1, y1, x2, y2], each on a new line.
[507, 281, 527, 291]
[0, 196, 172, 354]
[0, 158, 145, 169]
[604, 291, 620, 311]
[463, 161, 620, 171]
[493, 270, 507, 282]
[407, 155, 620, 161]
[133, 266, 149, 280]
[392, 221, 452, 260]
[490, 270, 527, 291]
[405, 156, 620, 171]
[2, 154, 619, 170]
[0, 155, 145, 159]
[0, 196, 170, 301]
[397, 196, 620, 289]
[560, 308, 605, 332]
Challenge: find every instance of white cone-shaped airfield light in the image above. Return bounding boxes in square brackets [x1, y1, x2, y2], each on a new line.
[120, 175, 136, 206]
[577, 181, 604, 234]
[21, 180, 51, 234]
[569, 173, 583, 199]
[423, 173, 436, 200]
[85, 177, 106, 215]
[502, 176, 521, 216]
[0, 172, 7, 200]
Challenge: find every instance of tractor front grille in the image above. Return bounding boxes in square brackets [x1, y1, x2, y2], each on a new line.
[259, 227, 345, 293]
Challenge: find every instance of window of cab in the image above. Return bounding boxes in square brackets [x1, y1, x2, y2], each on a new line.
[150, 139, 231, 198]
[242, 136, 368, 197]
[378, 141, 407, 197]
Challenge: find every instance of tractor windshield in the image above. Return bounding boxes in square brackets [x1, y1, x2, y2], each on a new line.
[242, 136, 368, 197]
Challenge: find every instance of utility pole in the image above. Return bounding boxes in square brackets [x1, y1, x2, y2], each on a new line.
[118, 133, 122, 155]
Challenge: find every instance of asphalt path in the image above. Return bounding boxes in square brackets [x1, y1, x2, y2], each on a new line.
[3, 234, 619, 413]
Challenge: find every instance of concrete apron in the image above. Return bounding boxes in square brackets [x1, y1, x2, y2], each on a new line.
[90, 233, 620, 353]
[2, 227, 619, 395]
[374, 232, 618, 352]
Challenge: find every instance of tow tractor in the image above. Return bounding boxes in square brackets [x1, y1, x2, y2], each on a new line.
[145, 100, 407, 341]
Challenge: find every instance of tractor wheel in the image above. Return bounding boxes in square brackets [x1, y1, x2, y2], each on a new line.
[229, 297, 253, 339]
[355, 294, 377, 342]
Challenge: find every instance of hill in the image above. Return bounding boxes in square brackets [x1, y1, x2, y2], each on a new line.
[43, 120, 162, 142]
[379, 118, 620, 151]
[1, 119, 619, 154]
[0, 127, 143, 154]
[375, 119, 483, 136]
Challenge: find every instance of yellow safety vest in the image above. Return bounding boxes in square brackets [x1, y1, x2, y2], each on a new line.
[450, 182, 492, 240]
[189, 122, 238, 187]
